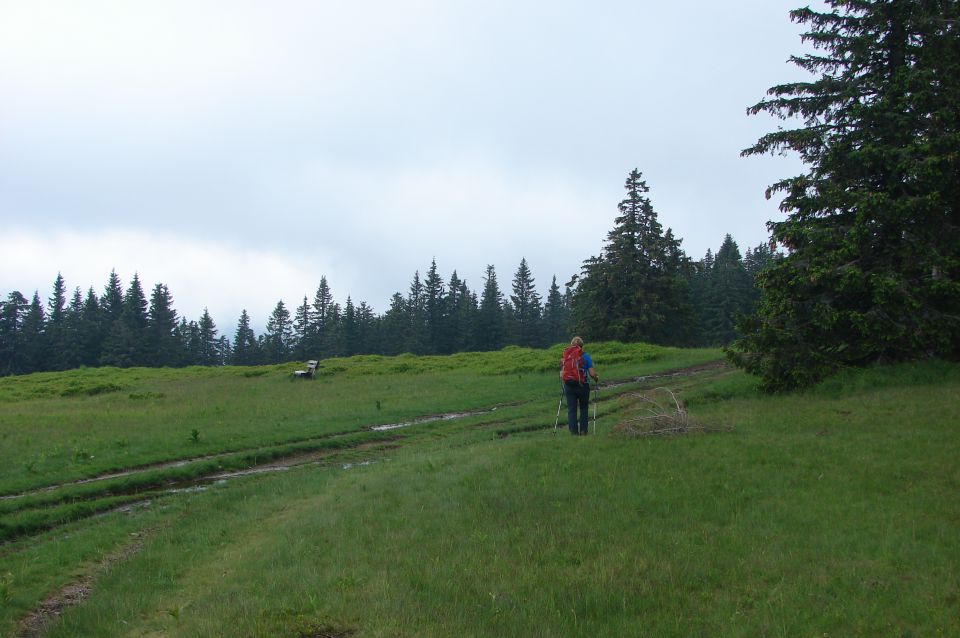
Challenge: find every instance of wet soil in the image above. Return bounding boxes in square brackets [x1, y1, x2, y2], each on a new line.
[600, 361, 728, 390]
[16, 531, 153, 638]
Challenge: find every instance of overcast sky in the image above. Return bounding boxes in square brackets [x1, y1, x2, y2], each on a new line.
[1, 1, 816, 333]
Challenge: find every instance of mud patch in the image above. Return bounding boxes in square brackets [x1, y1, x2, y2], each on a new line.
[16, 532, 152, 638]
[601, 361, 728, 391]
[296, 624, 357, 638]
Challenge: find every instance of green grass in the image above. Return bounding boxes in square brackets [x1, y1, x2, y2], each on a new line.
[1, 348, 957, 637]
[0, 343, 712, 495]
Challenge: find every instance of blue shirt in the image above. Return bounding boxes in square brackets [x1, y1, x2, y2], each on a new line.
[582, 353, 594, 371]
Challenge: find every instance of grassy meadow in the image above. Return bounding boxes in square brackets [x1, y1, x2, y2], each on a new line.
[0, 344, 957, 636]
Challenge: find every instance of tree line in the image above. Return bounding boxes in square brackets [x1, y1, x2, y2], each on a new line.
[1, 210, 771, 376]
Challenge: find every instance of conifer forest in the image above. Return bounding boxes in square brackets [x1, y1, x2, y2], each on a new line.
[0, 170, 774, 376]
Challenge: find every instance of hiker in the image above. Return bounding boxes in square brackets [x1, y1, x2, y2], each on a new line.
[561, 336, 598, 435]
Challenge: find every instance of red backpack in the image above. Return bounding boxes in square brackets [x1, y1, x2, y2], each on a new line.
[560, 345, 586, 384]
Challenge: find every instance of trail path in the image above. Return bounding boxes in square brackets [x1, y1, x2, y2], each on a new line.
[10, 360, 729, 636]
[3, 363, 726, 503]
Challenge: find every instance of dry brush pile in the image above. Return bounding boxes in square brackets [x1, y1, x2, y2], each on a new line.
[612, 387, 730, 437]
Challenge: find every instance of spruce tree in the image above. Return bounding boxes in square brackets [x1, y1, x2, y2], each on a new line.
[61, 287, 85, 370]
[21, 292, 47, 373]
[45, 274, 68, 370]
[47, 274, 67, 324]
[98, 270, 125, 365]
[509, 258, 543, 347]
[356, 301, 375, 354]
[476, 265, 505, 351]
[405, 271, 427, 354]
[197, 309, 219, 366]
[101, 274, 149, 367]
[423, 259, 445, 354]
[79, 288, 102, 367]
[180, 319, 201, 365]
[216, 336, 231, 366]
[147, 283, 180, 367]
[731, 1, 960, 390]
[571, 169, 695, 345]
[232, 309, 259, 365]
[542, 275, 569, 346]
[743, 242, 776, 278]
[264, 300, 293, 363]
[0, 291, 28, 375]
[292, 296, 314, 360]
[380, 293, 410, 355]
[342, 297, 358, 356]
[706, 236, 754, 345]
[101, 270, 124, 325]
[311, 277, 337, 358]
[443, 271, 475, 354]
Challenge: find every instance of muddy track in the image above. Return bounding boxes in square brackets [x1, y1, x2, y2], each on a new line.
[4, 366, 723, 503]
[16, 528, 157, 638]
[1, 404, 524, 503]
[1, 426, 380, 502]
[2, 362, 727, 540]
[0, 440, 403, 550]
[600, 361, 728, 390]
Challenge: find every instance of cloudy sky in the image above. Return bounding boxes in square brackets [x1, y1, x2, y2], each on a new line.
[1, 1, 815, 332]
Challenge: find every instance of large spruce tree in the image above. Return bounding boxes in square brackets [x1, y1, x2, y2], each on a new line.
[476, 265, 506, 351]
[232, 309, 259, 365]
[147, 283, 180, 367]
[423, 259, 445, 354]
[196, 308, 220, 366]
[310, 277, 338, 359]
[571, 169, 694, 345]
[730, 1, 960, 390]
[45, 274, 67, 369]
[264, 300, 293, 363]
[509, 258, 543, 348]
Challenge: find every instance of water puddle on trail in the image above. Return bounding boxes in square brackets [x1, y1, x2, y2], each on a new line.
[370, 406, 502, 431]
[4, 402, 518, 505]
[0, 457, 223, 502]
[341, 460, 376, 470]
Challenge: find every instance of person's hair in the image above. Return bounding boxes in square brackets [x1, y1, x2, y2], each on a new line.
[570, 336, 584, 347]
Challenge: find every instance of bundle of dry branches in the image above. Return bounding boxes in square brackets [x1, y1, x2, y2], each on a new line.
[614, 387, 728, 437]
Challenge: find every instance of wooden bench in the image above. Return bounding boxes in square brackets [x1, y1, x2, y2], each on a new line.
[293, 360, 318, 379]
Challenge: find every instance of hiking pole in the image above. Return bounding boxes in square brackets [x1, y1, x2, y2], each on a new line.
[592, 381, 599, 434]
[554, 381, 564, 431]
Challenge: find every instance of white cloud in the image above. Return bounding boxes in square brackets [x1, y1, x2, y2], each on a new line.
[0, 0, 819, 328]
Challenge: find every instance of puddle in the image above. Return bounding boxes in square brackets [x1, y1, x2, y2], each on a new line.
[0, 456, 225, 502]
[165, 479, 227, 495]
[1, 428, 396, 503]
[341, 460, 376, 470]
[370, 406, 501, 431]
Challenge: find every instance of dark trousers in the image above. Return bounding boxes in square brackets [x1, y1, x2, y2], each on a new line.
[565, 381, 590, 435]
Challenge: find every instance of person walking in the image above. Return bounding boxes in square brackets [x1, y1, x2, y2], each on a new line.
[560, 336, 598, 435]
